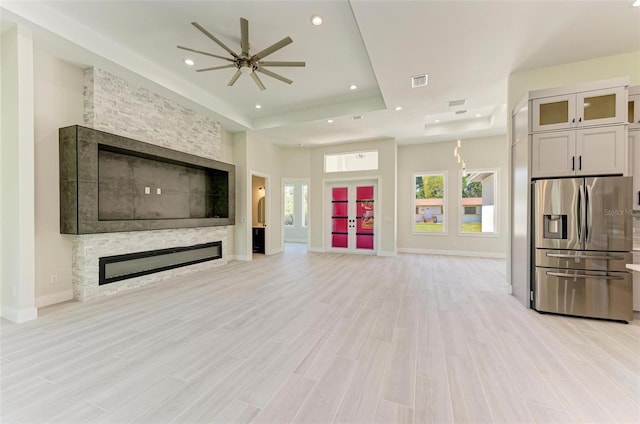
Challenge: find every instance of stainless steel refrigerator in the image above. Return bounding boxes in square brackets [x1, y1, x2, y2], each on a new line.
[533, 176, 633, 322]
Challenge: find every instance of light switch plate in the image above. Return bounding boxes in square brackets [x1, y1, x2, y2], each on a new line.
[156, 188, 161, 195]
[144, 187, 150, 194]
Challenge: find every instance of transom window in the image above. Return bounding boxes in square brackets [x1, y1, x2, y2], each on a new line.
[324, 151, 379, 173]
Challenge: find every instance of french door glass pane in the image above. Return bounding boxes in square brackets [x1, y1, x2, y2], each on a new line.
[331, 187, 349, 248]
[356, 185, 374, 250]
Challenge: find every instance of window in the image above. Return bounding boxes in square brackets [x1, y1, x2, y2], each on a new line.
[413, 172, 447, 234]
[301, 184, 308, 227]
[325, 151, 378, 173]
[459, 169, 498, 235]
[283, 183, 295, 226]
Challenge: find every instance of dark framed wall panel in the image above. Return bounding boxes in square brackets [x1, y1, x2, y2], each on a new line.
[60, 125, 235, 234]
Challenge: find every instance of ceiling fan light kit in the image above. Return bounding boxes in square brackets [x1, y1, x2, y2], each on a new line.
[178, 17, 305, 91]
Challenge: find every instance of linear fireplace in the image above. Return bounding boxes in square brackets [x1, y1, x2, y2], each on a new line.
[99, 241, 222, 285]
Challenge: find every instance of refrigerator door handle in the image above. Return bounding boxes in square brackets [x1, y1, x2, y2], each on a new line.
[545, 252, 626, 261]
[546, 271, 625, 280]
[586, 184, 592, 244]
[577, 184, 584, 245]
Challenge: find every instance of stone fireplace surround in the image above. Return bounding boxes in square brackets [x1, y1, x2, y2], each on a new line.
[72, 67, 229, 301]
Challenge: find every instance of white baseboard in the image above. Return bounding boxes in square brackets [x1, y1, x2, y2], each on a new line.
[284, 238, 308, 244]
[267, 247, 284, 255]
[36, 290, 73, 308]
[0, 305, 38, 323]
[308, 246, 324, 253]
[397, 247, 506, 259]
[504, 282, 513, 294]
[377, 250, 397, 257]
[234, 254, 252, 261]
[634, 304, 640, 312]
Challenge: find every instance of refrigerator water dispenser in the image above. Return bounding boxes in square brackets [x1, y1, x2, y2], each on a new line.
[543, 215, 567, 239]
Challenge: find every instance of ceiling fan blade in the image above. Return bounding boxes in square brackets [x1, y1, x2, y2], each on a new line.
[256, 68, 292, 85]
[240, 18, 249, 57]
[228, 69, 242, 86]
[258, 61, 305, 67]
[196, 64, 236, 72]
[250, 71, 266, 91]
[251, 36, 293, 61]
[191, 22, 239, 59]
[177, 45, 234, 62]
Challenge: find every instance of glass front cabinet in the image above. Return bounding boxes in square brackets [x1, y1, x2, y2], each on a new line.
[629, 89, 640, 130]
[532, 86, 627, 132]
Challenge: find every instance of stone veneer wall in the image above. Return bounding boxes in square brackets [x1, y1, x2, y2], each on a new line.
[73, 67, 228, 301]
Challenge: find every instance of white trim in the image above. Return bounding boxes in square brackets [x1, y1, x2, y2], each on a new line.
[528, 77, 629, 100]
[267, 246, 284, 256]
[35, 290, 73, 308]
[284, 238, 308, 243]
[1, 305, 38, 323]
[233, 254, 252, 261]
[308, 246, 324, 253]
[397, 247, 506, 259]
[504, 282, 513, 294]
[377, 250, 396, 257]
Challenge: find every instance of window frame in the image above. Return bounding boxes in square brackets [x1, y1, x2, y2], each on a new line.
[457, 168, 500, 237]
[412, 171, 448, 236]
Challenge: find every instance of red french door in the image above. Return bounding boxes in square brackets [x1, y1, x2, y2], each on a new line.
[329, 182, 376, 252]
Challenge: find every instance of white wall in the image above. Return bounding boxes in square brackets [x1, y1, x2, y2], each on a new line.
[397, 136, 508, 258]
[232, 132, 249, 260]
[221, 128, 235, 258]
[309, 138, 397, 255]
[33, 47, 84, 307]
[1, 25, 37, 322]
[246, 133, 283, 255]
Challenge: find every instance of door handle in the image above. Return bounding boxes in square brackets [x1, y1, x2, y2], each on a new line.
[585, 183, 592, 244]
[546, 253, 626, 261]
[546, 271, 624, 280]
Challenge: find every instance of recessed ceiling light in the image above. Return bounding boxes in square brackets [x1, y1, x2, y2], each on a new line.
[349, 84, 357, 90]
[394, 106, 403, 111]
[327, 119, 334, 123]
[310, 15, 324, 25]
[434, 119, 440, 123]
[184, 58, 194, 66]
[255, 104, 262, 109]
[475, 113, 482, 118]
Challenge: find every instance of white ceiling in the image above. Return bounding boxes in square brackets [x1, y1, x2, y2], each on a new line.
[2, 1, 639, 146]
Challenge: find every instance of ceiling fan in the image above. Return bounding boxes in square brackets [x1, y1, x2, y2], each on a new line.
[177, 18, 305, 91]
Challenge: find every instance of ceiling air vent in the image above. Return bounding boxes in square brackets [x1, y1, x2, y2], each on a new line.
[455, 110, 467, 115]
[411, 74, 428, 88]
[449, 99, 466, 107]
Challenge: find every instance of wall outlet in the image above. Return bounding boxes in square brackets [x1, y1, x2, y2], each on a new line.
[50, 274, 58, 284]
[156, 188, 161, 195]
[144, 187, 150, 194]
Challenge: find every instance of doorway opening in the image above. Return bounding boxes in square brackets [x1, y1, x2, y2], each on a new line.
[283, 178, 309, 250]
[251, 174, 267, 256]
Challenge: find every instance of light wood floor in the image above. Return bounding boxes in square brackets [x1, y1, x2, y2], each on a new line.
[1, 244, 639, 423]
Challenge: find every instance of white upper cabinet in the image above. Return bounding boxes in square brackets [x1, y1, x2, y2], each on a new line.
[532, 86, 627, 132]
[532, 126, 626, 178]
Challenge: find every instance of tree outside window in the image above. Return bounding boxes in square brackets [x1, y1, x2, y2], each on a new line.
[413, 172, 446, 233]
